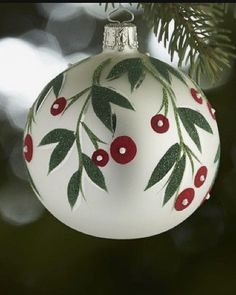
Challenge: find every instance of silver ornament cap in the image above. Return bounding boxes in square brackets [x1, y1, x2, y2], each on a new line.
[103, 8, 138, 51]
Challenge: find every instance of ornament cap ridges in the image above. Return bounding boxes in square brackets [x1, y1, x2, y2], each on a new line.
[103, 22, 138, 52]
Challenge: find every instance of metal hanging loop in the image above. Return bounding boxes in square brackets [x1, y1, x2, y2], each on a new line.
[108, 7, 135, 24]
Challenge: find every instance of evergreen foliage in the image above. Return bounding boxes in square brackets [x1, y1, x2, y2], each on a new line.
[101, 3, 236, 84]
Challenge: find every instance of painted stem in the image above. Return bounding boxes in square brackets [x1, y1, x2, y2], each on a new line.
[75, 93, 91, 199]
[169, 93, 184, 152]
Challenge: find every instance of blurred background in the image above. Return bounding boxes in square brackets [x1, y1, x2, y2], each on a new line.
[0, 3, 236, 294]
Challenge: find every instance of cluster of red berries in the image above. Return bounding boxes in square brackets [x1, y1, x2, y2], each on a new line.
[24, 97, 138, 167]
[174, 166, 208, 211]
[191, 88, 216, 120]
[23, 93, 212, 209]
[24, 97, 68, 163]
[149, 88, 216, 137]
[173, 88, 215, 211]
[92, 135, 137, 167]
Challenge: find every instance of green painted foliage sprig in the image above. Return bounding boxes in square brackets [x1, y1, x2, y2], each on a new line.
[101, 3, 236, 84]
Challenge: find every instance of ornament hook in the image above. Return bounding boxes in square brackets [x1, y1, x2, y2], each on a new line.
[108, 7, 134, 24]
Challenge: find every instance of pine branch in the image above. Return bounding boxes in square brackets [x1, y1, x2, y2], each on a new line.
[140, 3, 236, 84]
[100, 3, 236, 85]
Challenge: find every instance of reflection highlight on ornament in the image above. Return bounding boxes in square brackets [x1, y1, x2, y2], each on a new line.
[0, 182, 45, 226]
[0, 37, 67, 129]
[21, 29, 62, 53]
[147, 20, 191, 70]
[45, 8, 96, 55]
[36, 3, 81, 20]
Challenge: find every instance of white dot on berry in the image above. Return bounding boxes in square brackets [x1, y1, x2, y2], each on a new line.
[119, 147, 126, 154]
[23, 145, 28, 153]
[200, 175, 205, 182]
[53, 104, 59, 109]
[212, 108, 216, 114]
[196, 92, 201, 99]
[157, 120, 164, 127]
[206, 193, 210, 200]
[182, 199, 189, 206]
[97, 155, 103, 161]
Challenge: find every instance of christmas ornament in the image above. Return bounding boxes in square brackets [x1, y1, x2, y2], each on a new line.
[23, 9, 220, 239]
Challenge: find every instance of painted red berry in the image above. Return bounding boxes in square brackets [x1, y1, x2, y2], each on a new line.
[23, 134, 33, 162]
[92, 149, 109, 167]
[110, 136, 137, 164]
[194, 166, 208, 188]
[191, 88, 203, 104]
[50, 97, 67, 116]
[207, 102, 216, 120]
[151, 114, 169, 133]
[175, 188, 195, 211]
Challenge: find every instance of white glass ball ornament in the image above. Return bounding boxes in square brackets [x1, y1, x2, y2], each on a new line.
[23, 20, 220, 239]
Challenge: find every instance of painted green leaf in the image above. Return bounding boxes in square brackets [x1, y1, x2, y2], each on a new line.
[92, 95, 113, 132]
[106, 58, 145, 92]
[53, 73, 64, 97]
[165, 63, 187, 86]
[112, 113, 117, 133]
[39, 129, 75, 173]
[163, 88, 169, 116]
[82, 153, 107, 191]
[93, 58, 111, 85]
[92, 85, 134, 110]
[145, 143, 180, 190]
[67, 170, 81, 208]
[149, 57, 187, 86]
[178, 108, 213, 134]
[107, 58, 142, 80]
[82, 122, 106, 150]
[26, 107, 35, 133]
[135, 71, 146, 90]
[128, 66, 143, 91]
[149, 57, 171, 84]
[49, 135, 75, 173]
[39, 129, 74, 146]
[91, 85, 134, 132]
[178, 109, 202, 152]
[214, 144, 221, 163]
[163, 154, 186, 205]
[35, 73, 64, 112]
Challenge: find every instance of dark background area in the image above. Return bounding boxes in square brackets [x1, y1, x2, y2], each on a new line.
[0, 3, 236, 295]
